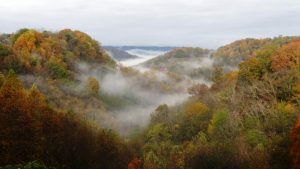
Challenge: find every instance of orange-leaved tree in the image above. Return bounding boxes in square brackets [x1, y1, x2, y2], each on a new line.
[0, 71, 39, 164]
[290, 118, 300, 169]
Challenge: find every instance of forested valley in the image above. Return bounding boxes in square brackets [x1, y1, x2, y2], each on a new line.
[0, 29, 300, 169]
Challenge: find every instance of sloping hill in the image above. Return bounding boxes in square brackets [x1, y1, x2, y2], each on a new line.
[104, 46, 140, 61]
[0, 29, 131, 168]
[0, 28, 116, 77]
[140, 47, 213, 79]
[212, 36, 298, 68]
[138, 38, 300, 169]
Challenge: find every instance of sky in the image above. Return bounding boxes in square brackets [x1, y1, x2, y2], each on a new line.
[0, 0, 299, 48]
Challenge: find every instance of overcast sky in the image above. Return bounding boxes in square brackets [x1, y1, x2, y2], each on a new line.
[0, 0, 299, 48]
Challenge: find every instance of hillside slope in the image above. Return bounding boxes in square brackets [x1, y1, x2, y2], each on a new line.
[0, 29, 131, 168]
[212, 36, 298, 68]
[1, 28, 300, 169]
[104, 46, 140, 61]
[140, 47, 213, 80]
[134, 37, 300, 169]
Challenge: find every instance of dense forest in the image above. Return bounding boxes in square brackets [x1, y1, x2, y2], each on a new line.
[0, 29, 300, 169]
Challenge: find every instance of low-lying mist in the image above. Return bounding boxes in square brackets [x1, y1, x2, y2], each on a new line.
[18, 48, 238, 136]
[120, 49, 169, 66]
[139, 49, 216, 87]
[76, 62, 189, 134]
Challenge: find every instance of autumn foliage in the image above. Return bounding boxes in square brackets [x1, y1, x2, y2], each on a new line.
[0, 72, 130, 169]
[290, 119, 300, 169]
[128, 157, 142, 169]
[1, 29, 300, 169]
[1, 29, 115, 78]
[271, 39, 300, 72]
[137, 37, 300, 169]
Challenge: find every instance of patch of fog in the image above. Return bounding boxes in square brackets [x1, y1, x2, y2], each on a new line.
[133, 52, 215, 86]
[101, 73, 130, 95]
[191, 78, 213, 87]
[126, 49, 167, 58]
[19, 75, 48, 91]
[222, 65, 239, 72]
[75, 62, 189, 134]
[19, 61, 191, 135]
[178, 55, 214, 71]
[133, 65, 152, 73]
[119, 57, 150, 67]
[200, 56, 214, 68]
[19, 50, 240, 135]
[105, 82, 189, 134]
[114, 92, 189, 134]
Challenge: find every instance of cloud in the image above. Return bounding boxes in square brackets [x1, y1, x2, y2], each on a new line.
[0, 0, 299, 48]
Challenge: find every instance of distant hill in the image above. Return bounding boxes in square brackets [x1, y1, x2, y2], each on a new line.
[104, 46, 140, 61]
[140, 47, 213, 80]
[0, 28, 116, 77]
[138, 37, 299, 82]
[212, 36, 299, 68]
[104, 46, 176, 51]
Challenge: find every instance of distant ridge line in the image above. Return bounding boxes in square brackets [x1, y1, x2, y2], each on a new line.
[103, 46, 177, 51]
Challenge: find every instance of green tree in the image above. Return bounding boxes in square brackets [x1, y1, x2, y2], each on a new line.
[210, 65, 224, 83]
[150, 104, 169, 124]
[86, 76, 100, 96]
[208, 109, 229, 138]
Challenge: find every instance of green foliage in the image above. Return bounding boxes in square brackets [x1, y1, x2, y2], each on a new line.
[0, 161, 55, 169]
[245, 129, 267, 147]
[238, 45, 274, 84]
[173, 102, 211, 142]
[238, 57, 266, 83]
[244, 116, 259, 127]
[143, 124, 174, 169]
[46, 59, 68, 79]
[208, 109, 229, 137]
[264, 102, 298, 134]
[0, 44, 12, 57]
[174, 49, 185, 58]
[146, 123, 172, 143]
[273, 69, 300, 101]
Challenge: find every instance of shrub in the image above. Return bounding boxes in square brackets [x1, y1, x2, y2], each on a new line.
[46, 59, 68, 79]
